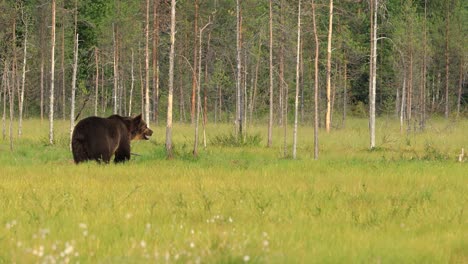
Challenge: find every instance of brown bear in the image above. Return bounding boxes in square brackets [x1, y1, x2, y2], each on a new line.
[71, 114, 153, 164]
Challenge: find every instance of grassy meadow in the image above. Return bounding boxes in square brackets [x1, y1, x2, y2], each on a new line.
[0, 117, 467, 263]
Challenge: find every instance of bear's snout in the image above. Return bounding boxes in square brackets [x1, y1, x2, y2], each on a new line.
[143, 128, 153, 140]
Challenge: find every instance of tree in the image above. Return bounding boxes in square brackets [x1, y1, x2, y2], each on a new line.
[144, 0, 150, 125]
[49, 0, 56, 145]
[18, 8, 28, 137]
[94, 47, 99, 116]
[70, 0, 78, 149]
[70, 34, 79, 149]
[191, 0, 199, 124]
[113, 23, 118, 114]
[369, 0, 378, 149]
[153, 0, 160, 123]
[325, 0, 334, 133]
[444, 0, 450, 119]
[311, 0, 319, 160]
[292, 0, 301, 159]
[194, 21, 212, 157]
[166, 0, 176, 159]
[267, 0, 274, 148]
[236, 0, 243, 138]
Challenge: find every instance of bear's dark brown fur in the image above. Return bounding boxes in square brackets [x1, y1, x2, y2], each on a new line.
[71, 114, 153, 164]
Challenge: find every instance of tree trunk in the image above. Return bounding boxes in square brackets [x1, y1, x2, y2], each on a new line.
[194, 22, 211, 157]
[61, 11, 66, 120]
[129, 49, 135, 116]
[343, 58, 347, 128]
[153, 0, 160, 123]
[166, 0, 176, 159]
[18, 16, 28, 137]
[145, 0, 151, 125]
[49, 0, 56, 145]
[139, 44, 144, 115]
[236, 0, 243, 138]
[311, 0, 319, 160]
[191, 0, 199, 124]
[113, 24, 119, 114]
[325, 0, 333, 133]
[400, 70, 407, 134]
[2, 62, 7, 140]
[293, 0, 301, 159]
[444, 3, 450, 119]
[267, 0, 273, 147]
[420, 0, 427, 129]
[250, 38, 261, 127]
[40, 9, 45, 122]
[279, 0, 285, 127]
[300, 40, 304, 123]
[70, 33, 78, 149]
[95, 47, 99, 116]
[369, 0, 377, 149]
[9, 62, 14, 151]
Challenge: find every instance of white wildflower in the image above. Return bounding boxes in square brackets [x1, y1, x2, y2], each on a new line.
[243, 255, 250, 262]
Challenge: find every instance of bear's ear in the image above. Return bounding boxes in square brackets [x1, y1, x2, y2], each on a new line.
[134, 114, 143, 121]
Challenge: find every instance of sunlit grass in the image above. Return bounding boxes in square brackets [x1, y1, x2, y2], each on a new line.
[0, 117, 466, 262]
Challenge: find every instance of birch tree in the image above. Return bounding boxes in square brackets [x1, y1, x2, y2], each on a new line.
[153, 0, 160, 123]
[191, 0, 199, 124]
[144, 0, 150, 125]
[18, 9, 28, 137]
[2, 62, 7, 140]
[369, 0, 378, 149]
[129, 49, 135, 116]
[292, 0, 301, 159]
[267, 0, 274, 147]
[49, 0, 56, 145]
[70, 34, 78, 148]
[94, 47, 99, 116]
[325, 0, 333, 133]
[236, 0, 243, 138]
[311, 0, 319, 160]
[166, 0, 176, 159]
[113, 23, 118, 114]
[193, 21, 211, 157]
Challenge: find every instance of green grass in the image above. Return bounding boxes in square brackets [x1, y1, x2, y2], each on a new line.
[0, 118, 466, 263]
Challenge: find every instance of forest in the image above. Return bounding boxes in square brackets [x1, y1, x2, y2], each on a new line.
[0, 0, 466, 152]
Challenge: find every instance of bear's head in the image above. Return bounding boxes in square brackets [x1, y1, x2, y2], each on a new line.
[130, 114, 153, 140]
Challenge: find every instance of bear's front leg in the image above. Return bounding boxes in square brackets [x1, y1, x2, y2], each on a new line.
[114, 142, 131, 163]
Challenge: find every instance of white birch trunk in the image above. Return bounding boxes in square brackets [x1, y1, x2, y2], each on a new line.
[2, 62, 7, 140]
[94, 47, 99, 116]
[292, 0, 301, 159]
[129, 49, 135, 116]
[113, 23, 118, 114]
[267, 0, 273, 147]
[145, 0, 150, 125]
[236, 0, 243, 138]
[369, 0, 378, 149]
[70, 33, 78, 149]
[49, 0, 56, 145]
[194, 22, 211, 157]
[166, 0, 176, 158]
[325, 0, 333, 133]
[18, 19, 28, 137]
[311, 0, 319, 160]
